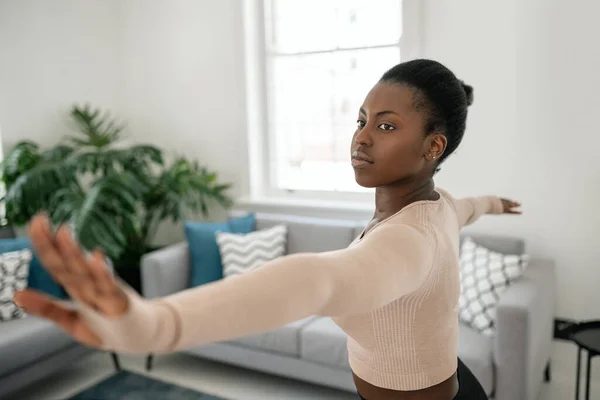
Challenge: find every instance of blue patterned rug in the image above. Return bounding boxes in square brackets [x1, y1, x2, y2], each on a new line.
[68, 370, 226, 400]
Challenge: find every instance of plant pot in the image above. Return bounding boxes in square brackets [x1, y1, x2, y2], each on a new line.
[113, 246, 163, 294]
[114, 265, 142, 294]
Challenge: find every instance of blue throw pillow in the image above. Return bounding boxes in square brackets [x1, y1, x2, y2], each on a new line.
[185, 213, 255, 287]
[0, 238, 67, 299]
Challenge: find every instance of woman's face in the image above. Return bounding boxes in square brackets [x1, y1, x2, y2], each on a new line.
[350, 82, 444, 188]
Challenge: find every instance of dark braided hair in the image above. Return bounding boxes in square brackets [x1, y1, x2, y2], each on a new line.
[379, 59, 473, 171]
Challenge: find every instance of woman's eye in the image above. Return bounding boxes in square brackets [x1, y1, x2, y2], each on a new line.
[356, 120, 366, 128]
[378, 123, 395, 131]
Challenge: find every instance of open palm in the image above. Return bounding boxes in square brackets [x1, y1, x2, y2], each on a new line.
[13, 214, 129, 347]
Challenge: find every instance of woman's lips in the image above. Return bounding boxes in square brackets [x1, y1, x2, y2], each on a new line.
[351, 158, 373, 168]
[351, 150, 374, 168]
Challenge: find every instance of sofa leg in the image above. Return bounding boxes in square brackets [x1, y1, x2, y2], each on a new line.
[146, 354, 154, 371]
[110, 352, 121, 371]
[544, 360, 551, 382]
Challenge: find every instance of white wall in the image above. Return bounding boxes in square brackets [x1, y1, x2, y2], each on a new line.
[0, 0, 123, 150]
[424, 0, 600, 319]
[118, 0, 248, 244]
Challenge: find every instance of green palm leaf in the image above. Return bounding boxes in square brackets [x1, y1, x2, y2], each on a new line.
[71, 145, 163, 177]
[148, 157, 232, 223]
[40, 145, 75, 163]
[58, 173, 148, 260]
[0, 141, 41, 187]
[4, 156, 77, 225]
[50, 184, 86, 223]
[116, 145, 163, 180]
[67, 104, 125, 148]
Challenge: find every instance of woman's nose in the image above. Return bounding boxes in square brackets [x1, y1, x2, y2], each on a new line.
[355, 128, 373, 146]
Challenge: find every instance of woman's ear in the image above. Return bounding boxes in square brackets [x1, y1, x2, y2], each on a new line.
[425, 132, 447, 160]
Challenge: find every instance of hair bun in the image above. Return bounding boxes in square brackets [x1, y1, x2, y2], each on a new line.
[460, 80, 474, 106]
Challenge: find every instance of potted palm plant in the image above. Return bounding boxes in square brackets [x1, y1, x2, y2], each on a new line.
[0, 104, 232, 291]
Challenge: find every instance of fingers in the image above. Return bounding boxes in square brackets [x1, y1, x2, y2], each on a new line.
[13, 289, 102, 347]
[88, 249, 116, 295]
[14, 289, 76, 325]
[27, 213, 127, 317]
[29, 214, 102, 311]
[509, 200, 522, 214]
[87, 250, 129, 316]
[55, 225, 90, 276]
[28, 215, 91, 303]
[54, 225, 103, 308]
[28, 214, 68, 280]
[500, 198, 522, 214]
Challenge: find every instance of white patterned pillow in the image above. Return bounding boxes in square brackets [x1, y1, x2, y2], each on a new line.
[216, 225, 287, 278]
[0, 249, 33, 321]
[458, 237, 529, 335]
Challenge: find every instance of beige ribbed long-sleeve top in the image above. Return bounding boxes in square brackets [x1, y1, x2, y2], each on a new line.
[78, 189, 503, 391]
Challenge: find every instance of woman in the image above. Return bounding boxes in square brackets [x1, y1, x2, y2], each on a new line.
[15, 59, 521, 400]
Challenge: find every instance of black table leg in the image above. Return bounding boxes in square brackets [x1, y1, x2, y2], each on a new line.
[576, 346, 582, 400]
[111, 352, 121, 371]
[146, 354, 154, 371]
[585, 351, 591, 400]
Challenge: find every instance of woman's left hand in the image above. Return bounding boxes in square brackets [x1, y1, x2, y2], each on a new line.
[13, 214, 130, 348]
[500, 198, 522, 214]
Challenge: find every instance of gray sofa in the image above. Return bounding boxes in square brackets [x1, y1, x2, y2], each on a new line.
[0, 315, 95, 399]
[141, 212, 556, 400]
[0, 260, 119, 399]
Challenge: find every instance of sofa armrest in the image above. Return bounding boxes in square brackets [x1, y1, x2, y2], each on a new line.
[494, 257, 556, 400]
[140, 242, 190, 299]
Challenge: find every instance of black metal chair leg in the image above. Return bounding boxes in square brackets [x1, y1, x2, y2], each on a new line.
[544, 360, 551, 382]
[585, 352, 591, 400]
[111, 352, 121, 371]
[146, 354, 154, 371]
[576, 347, 581, 400]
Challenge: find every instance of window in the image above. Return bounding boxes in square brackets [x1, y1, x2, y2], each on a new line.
[245, 0, 420, 201]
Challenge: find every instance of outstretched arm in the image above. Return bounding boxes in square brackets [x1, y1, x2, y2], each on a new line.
[454, 196, 504, 227]
[439, 189, 521, 228]
[15, 215, 433, 355]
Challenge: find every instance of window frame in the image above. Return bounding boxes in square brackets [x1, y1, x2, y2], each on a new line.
[242, 0, 423, 204]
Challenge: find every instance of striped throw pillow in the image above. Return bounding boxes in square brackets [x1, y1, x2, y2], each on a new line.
[216, 225, 287, 278]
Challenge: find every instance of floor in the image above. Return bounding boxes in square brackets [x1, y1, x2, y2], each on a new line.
[10, 341, 600, 400]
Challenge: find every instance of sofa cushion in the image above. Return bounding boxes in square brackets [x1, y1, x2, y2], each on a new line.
[230, 316, 317, 357]
[0, 238, 66, 299]
[460, 233, 525, 255]
[457, 323, 494, 395]
[217, 225, 287, 278]
[0, 316, 77, 376]
[185, 213, 255, 287]
[459, 237, 529, 336]
[300, 317, 350, 370]
[0, 249, 33, 321]
[255, 214, 356, 254]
